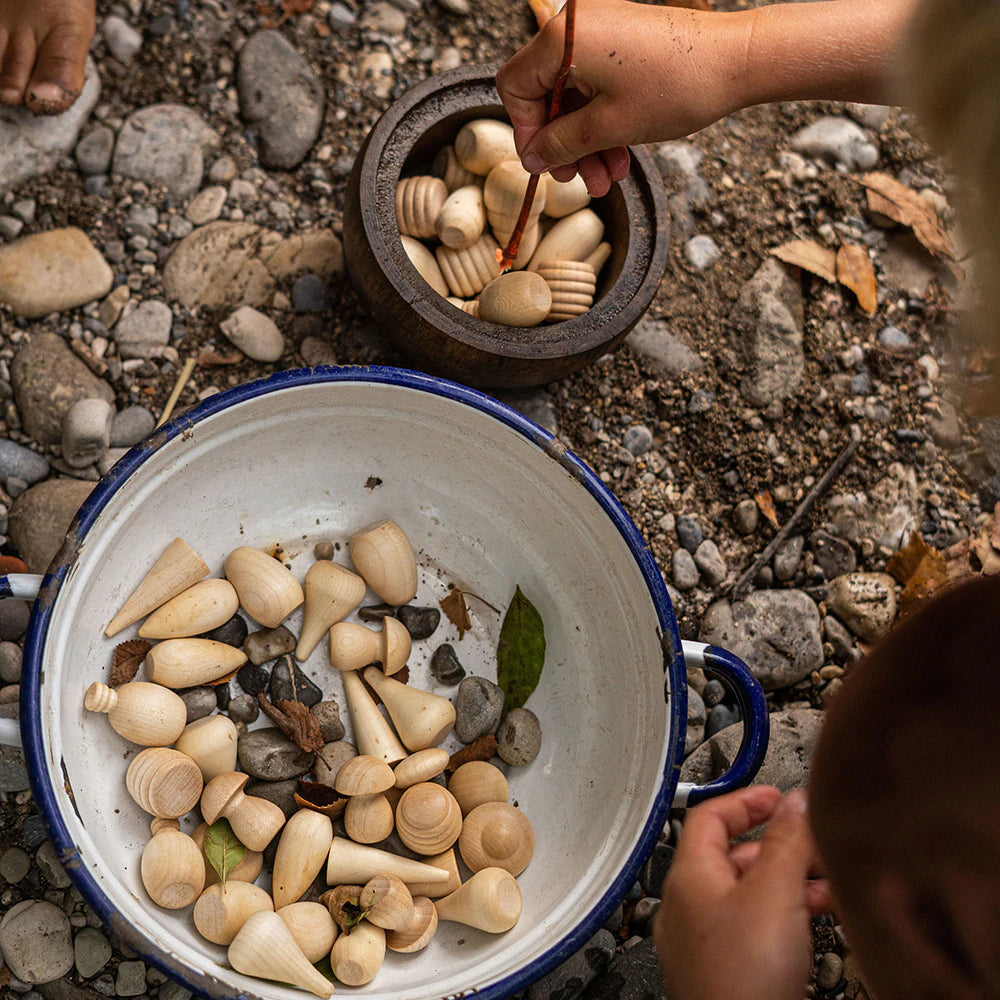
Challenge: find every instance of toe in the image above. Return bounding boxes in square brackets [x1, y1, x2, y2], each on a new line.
[26, 19, 93, 114]
[0, 27, 37, 107]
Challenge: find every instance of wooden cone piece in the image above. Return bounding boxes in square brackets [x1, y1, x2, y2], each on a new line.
[173, 715, 239, 783]
[229, 910, 335, 998]
[138, 578, 240, 639]
[277, 901, 338, 963]
[325, 836, 450, 886]
[386, 896, 438, 953]
[224, 546, 304, 628]
[436, 184, 487, 250]
[272, 809, 334, 909]
[125, 747, 203, 818]
[105, 537, 209, 638]
[297, 560, 366, 660]
[542, 171, 591, 218]
[341, 670, 408, 764]
[349, 519, 418, 607]
[404, 847, 461, 899]
[140, 818, 205, 909]
[145, 638, 247, 688]
[84, 680, 187, 747]
[402, 234, 450, 297]
[433, 867, 522, 933]
[331, 919, 385, 987]
[201, 772, 287, 851]
[432, 144, 479, 192]
[194, 881, 274, 946]
[363, 666, 456, 750]
[484, 160, 547, 247]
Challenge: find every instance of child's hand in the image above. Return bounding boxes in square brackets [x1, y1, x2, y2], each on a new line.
[654, 786, 832, 1000]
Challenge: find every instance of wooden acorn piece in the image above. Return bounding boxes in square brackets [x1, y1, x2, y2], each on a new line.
[140, 818, 205, 909]
[277, 901, 338, 963]
[174, 714, 239, 782]
[296, 560, 366, 661]
[126, 747, 204, 819]
[84, 680, 187, 747]
[436, 233, 501, 298]
[448, 760, 509, 816]
[433, 867, 523, 933]
[402, 234, 451, 297]
[363, 666, 456, 750]
[349, 519, 418, 607]
[335, 754, 396, 795]
[138, 578, 240, 639]
[484, 160, 547, 247]
[535, 260, 597, 322]
[459, 801, 535, 876]
[201, 772, 287, 851]
[326, 836, 451, 885]
[229, 910, 335, 998]
[106, 537, 209, 638]
[386, 895, 438, 953]
[436, 184, 487, 250]
[344, 792, 395, 844]
[477, 271, 552, 328]
[194, 881, 274, 946]
[404, 847, 462, 899]
[432, 143, 479, 191]
[529, 208, 605, 270]
[542, 171, 591, 218]
[341, 670, 408, 764]
[191, 822, 264, 887]
[320, 884, 366, 934]
[272, 809, 334, 909]
[454, 119, 518, 176]
[394, 748, 450, 789]
[395, 781, 463, 855]
[328, 616, 410, 674]
[224, 546, 304, 629]
[363, 873, 414, 930]
[145, 638, 247, 689]
[396, 175, 448, 239]
[331, 918, 386, 987]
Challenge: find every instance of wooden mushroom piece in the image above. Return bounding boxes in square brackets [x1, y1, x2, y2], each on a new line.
[436, 233, 502, 299]
[386, 895, 438, 953]
[436, 184, 487, 250]
[484, 160, 547, 247]
[84, 680, 187, 747]
[174, 714, 239, 782]
[395, 782, 463, 856]
[272, 809, 334, 909]
[335, 754, 396, 796]
[362, 873, 414, 930]
[277, 901, 338, 963]
[396, 175, 448, 239]
[536, 260, 597, 322]
[459, 801, 535, 876]
[394, 748, 450, 789]
[328, 616, 410, 674]
[529, 208, 605, 270]
[191, 822, 264, 887]
[448, 760, 509, 816]
[477, 271, 552, 328]
[126, 747, 204, 819]
[542, 172, 591, 218]
[138, 578, 240, 639]
[145, 638, 247, 689]
[341, 670, 408, 764]
[105, 537, 209, 638]
[194, 880, 274, 946]
[296, 560, 366, 661]
[454, 119, 518, 176]
[433, 144, 480, 191]
[349, 519, 418, 607]
[201, 771, 286, 852]
[433, 867, 523, 933]
[140, 818, 205, 909]
[401, 234, 451, 297]
[326, 836, 451, 886]
[363, 666, 456, 750]
[229, 910, 335, 998]
[224, 546, 304, 629]
[331, 919, 386, 987]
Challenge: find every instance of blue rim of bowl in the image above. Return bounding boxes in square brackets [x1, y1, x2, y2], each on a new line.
[20, 364, 686, 1000]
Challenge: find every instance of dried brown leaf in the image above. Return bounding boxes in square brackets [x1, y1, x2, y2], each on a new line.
[859, 173, 956, 261]
[886, 531, 937, 584]
[836, 244, 878, 315]
[754, 491, 780, 530]
[257, 694, 324, 752]
[440, 589, 472, 639]
[295, 780, 349, 817]
[197, 350, 244, 368]
[111, 639, 152, 686]
[770, 240, 838, 283]
[898, 551, 950, 614]
[447, 733, 499, 772]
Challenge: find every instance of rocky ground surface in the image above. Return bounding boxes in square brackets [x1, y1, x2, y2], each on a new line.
[0, 0, 998, 998]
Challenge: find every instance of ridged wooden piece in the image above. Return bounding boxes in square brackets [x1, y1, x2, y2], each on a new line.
[484, 160, 546, 247]
[297, 560, 366, 660]
[529, 208, 605, 270]
[404, 847, 461, 899]
[454, 119, 518, 176]
[125, 747, 203, 818]
[331, 919, 385, 986]
[477, 271, 552, 328]
[191, 822, 264, 887]
[448, 760, 509, 816]
[401, 234, 450, 297]
[396, 175, 448, 239]
[272, 809, 334, 909]
[344, 792, 396, 844]
[458, 801, 535, 876]
[385, 895, 438, 952]
[349, 519, 418, 607]
[436, 233, 501, 298]
[432, 144, 479, 191]
[140, 819, 205, 909]
[145, 638, 247, 688]
[84, 681, 187, 747]
[194, 881, 274, 946]
[433, 867, 522, 933]
[325, 836, 450, 885]
[174, 714, 239, 783]
[224, 546, 304, 628]
[201, 771, 287, 851]
[536, 260, 597, 322]
[341, 670, 408, 764]
[542, 172, 591, 218]
[277, 901, 338, 963]
[138, 578, 240, 639]
[363, 666, 456, 750]
[394, 748, 450, 789]
[335, 754, 396, 796]
[436, 184, 487, 250]
[395, 782, 462, 855]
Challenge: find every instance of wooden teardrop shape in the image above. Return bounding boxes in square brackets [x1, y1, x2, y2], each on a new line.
[296, 560, 366, 660]
[105, 537, 209, 638]
[404, 847, 462, 899]
[395, 782, 463, 855]
[363, 666, 456, 750]
[341, 669, 408, 764]
[125, 747, 203, 818]
[436, 184, 486, 250]
[138, 578, 240, 639]
[477, 271, 552, 328]
[349, 519, 418, 607]
[194, 880, 274, 946]
[84, 680, 187, 747]
[201, 771, 287, 851]
[331, 919, 386, 987]
[224, 546, 304, 628]
[335, 754, 395, 796]
[272, 809, 334, 909]
[385, 895, 438, 953]
[140, 819, 205, 909]
[191, 822, 264, 887]
[454, 119, 518, 176]
[325, 836, 450, 885]
[448, 760, 509, 816]
[433, 867, 522, 933]
[394, 748, 450, 789]
[228, 909, 335, 998]
[484, 160, 546, 247]
[458, 801, 535, 876]
[277, 901, 338, 963]
[542, 171, 591, 218]
[528, 208, 605, 271]
[402, 234, 450, 297]
[584, 240, 612, 275]
[173, 714, 239, 783]
[145, 638, 247, 688]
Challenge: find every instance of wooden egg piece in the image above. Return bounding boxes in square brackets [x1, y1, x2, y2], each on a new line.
[326, 836, 450, 885]
[145, 638, 247, 688]
[174, 714, 239, 782]
[297, 560, 366, 661]
[191, 822, 264, 887]
[138, 578, 240, 639]
[477, 271, 552, 328]
[433, 144, 479, 191]
[529, 208, 605, 270]
[224, 546, 304, 629]
[84, 680, 187, 747]
[201, 771, 287, 851]
[229, 910, 335, 998]
[448, 760, 509, 816]
[386, 895, 438, 953]
[401, 234, 450, 297]
[535, 260, 597, 322]
[331, 919, 386, 987]
[335, 754, 395, 796]
[349, 519, 418, 607]
[194, 880, 274, 946]
[484, 160, 546, 247]
[396, 175, 448, 239]
[459, 801, 535, 876]
[395, 781, 462, 855]
[436, 233, 501, 298]
[363, 666, 456, 750]
[272, 809, 335, 909]
[433, 867, 522, 933]
[341, 670, 408, 764]
[106, 537, 209, 637]
[126, 747, 203, 818]
[542, 171, 591, 218]
[436, 183, 486, 250]
[344, 792, 395, 844]
[404, 847, 461, 899]
[394, 748, 450, 789]
[584, 240, 612, 275]
[140, 818, 205, 909]
[277, 901, 338, 963]
[363, 873, 414, 930]
[454, 118, 518, 176]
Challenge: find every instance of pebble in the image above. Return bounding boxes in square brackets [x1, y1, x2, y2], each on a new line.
[685, 684, 705, 755]
[684, 234, 721, 271]
[292, 273, 332, 312]
[817, 952, 844, 991]
[0, 743, 29, 792]
[359, 51, 395, 100]
[180, 687, 217, 723]
[34, 841, 70, 889]
[313, 740, 358, 787]
[246, 777, 299, 819]
[103, 15, 143, 63]
[358, 603, 394, 622]
[878, 324, 912, 349]
[630, 896, 661, 936]
[270, 655, 323, 706]
[202, 613, 249, 648]
[73, 927, 112, 979]
[113, 299, 173, 359]
[329, 2, 357, 28]
[705, 702, 740, 739]
[220, 306, 285, 362]
[115, 959, 148, 997]
[185, 185, 228, 226]
[109, 405, 155, 448]
[8, 479, 95, 574]
[675, 514, 702, 553]
[245, 625, 296, 665]
[237, 726, 315, 780]
[587, 936, 665, 1000]
[526, 928, 616, 1000]
[626, 317, 704, 376]
[363, 1, 408, 32]
[226, 692, 258, 725]
[0, 846, 30, 882]
[430, 643, 465, 685]
[397, 605, 440, 640]
[809, 528, 857, 579]
[0, 900, 74, 984]
[312, 700, 345, 742]
[496, 707, 542, 766]
[215, 682, 231, 710]
[850, 371, 871, 395]
[693, 539, 726, 586]
[61, 397, 113, 469]
[0, 215, 23, 240]
[622, 424, 653, 457]
[0, 642, 20, 684]
[672, 549, 699, 591]
[772, 535, 803, 582]
[687, 388, 714, 414]
[236, 662, 269, 696]
[790, 115, 879, 171]
[701, 678, 725, 708]
[75, 125, 116, 176]
[454, 676, 504, 743]
[0, 439, 49, 487]
[733, 498, 759, 535]
[825, 572, 898, 641]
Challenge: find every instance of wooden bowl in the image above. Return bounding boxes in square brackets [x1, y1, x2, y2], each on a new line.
[343, 64, 670, 389]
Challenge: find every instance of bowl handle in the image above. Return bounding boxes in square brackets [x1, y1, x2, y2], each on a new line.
[0, 573, 44, 748]
[672, 640, 770, 809]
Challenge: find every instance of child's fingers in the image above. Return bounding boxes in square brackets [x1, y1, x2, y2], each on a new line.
[495, 23, 566, 149]
[745, 791, 817, 893]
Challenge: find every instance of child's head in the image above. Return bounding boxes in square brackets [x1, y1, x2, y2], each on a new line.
[809, 575, 1000, 1000]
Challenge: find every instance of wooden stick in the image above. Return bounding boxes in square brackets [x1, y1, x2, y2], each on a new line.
[729, 438, 860, 602]
[156, 357, 197, 429]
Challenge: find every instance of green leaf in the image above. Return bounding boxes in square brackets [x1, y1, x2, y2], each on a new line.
[313, 956, 337, 983]
[496, 585, 545, 711]
[341, 897, 371, 931]
[202, 817, 246, 887]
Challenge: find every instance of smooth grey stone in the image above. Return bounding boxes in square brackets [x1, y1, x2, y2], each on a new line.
[772, 535, 804, 582]
[0, 439, 49, 485]
[114, 300, 172, 360]
[397, 605, 440, 640]
[328, 2, 356, 27]
[705, 702, 739, 739]
[0, 900, 74, 984]
[158, 983, 194, 1000]
[850, 371, 871, 395]
[75, 126, 115, 176]
[701, 678, 725, 708]
[0, 847, 30, 883]
[671, 549, 699, 591]
[61, 397, 112, 469]
[0, 214, 23, 239]
[200, 613, 248, 648]
[238, 726, 314, 780]
[292, 273, 331, 312]
[22, 814, 48, 848]
[73, 927, 111, 979]
[455, 676, 504, 743]
[244, 777, 300, 819]
[215, 683, 231, 711]
[878, 325, 911, 349]
[809, 529, 857, 579]
[630, 896, 661, 936]
[687, 388, 714, 414]
[430, 643, 465, 685]
[312, 700, 345, 742]
[676, 514, 702, 553]
[825, 572, 897, 641]
[103, 16, 143, 63]
[527, 928, 616, 1000]
[114, 960, 146, 997]
[685, 685, 705, 755]
[35, 842, 71, 889]
[693, 539, 726, 586]
[823, 615, 855, 661]
[733, 498, 759, 535]
[582, 934, 666, 1000]
[496, 707, 541, 766]
[625, 317, 704, 376]
[313, 740, 357, 787]
[817, 952, 844, 991]
[236, 663, 269, 696]
[358, 603, 394, 623]
[180, 687, 217, 723]
[826, 466, 921, 552]
[790, 115, 879, 171]
[0, 480, 87, 573]
[226, 693, 258, 725]
[684, 234, 720, 271]
[109, 406, 154, 448]
[622, 424, 653, 457]
[270, 655, 322, 707]
[0, 600, 29, 640]
[244, 625, 296, 665]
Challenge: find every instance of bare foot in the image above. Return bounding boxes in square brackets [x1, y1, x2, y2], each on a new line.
[0, 0, 96, 115]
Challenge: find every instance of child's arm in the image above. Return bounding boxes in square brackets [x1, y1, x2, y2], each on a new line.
[654, 786, 831, 1000]
[495, 0, 919, 195]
